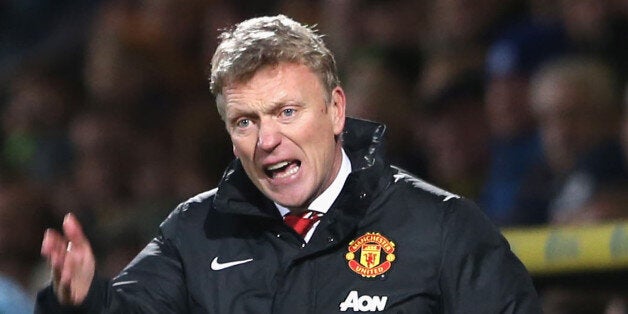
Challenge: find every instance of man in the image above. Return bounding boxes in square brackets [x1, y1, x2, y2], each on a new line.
[480, 21, 565, 226]
[522, 56, 627, 224]
[37, 15, 540, 313]
[522, 56, 627, 313]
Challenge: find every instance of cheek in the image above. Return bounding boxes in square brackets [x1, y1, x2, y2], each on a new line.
[231, 137, 251, 159]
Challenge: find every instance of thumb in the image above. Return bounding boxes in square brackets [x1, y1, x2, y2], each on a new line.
[62, 213, 88, 247]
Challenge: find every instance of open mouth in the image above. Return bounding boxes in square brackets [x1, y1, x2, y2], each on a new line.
[265, 160, 301, 179]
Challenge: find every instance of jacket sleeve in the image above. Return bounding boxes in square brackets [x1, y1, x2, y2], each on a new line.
[438, 198, 542, 314]
[35, 232, 188, 313]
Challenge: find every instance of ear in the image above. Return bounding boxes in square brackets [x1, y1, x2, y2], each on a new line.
[232, 145, 240, 158]
[329, 86, 346, 136]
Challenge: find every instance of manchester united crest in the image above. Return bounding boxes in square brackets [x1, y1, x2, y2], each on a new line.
[345, 232, 396, 277]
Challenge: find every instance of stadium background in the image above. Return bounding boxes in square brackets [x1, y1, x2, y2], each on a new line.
[0, 0, 627, 312]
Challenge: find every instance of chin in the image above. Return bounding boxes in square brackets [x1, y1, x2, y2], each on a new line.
[263, 182, 306, 204]
[269, 192, 307, 208]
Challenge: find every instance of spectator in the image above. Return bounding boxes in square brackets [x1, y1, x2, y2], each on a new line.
[480, 20, 566, 226]
[523, 56, 627, 225]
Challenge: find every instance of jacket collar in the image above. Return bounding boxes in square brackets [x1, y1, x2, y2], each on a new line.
[212, 117, 390, 219]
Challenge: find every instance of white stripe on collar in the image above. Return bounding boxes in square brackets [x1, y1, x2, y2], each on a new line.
[276, 149, 352, 217]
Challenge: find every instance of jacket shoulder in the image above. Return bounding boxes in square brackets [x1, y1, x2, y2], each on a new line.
[389, 166, 461, 203]
[159, 188, 217, 235]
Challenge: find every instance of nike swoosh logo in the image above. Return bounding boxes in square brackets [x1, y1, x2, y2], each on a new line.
[210, 257, 254, 270]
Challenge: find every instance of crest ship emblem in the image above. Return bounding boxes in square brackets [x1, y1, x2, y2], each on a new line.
[345, 232, 396, 277]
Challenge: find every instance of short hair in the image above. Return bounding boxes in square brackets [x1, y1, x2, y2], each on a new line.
[210, 15, 339, 119]
[529, 56, 620, 115]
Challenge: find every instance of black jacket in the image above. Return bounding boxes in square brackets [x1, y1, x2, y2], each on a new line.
[37, 118, 541, 313]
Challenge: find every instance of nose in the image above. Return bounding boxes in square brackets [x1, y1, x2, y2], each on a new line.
[257, 119, 282, 152]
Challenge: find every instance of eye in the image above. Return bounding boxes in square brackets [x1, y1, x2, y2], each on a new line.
[282, 108, 296, 117]
[235, 118, 251, 129]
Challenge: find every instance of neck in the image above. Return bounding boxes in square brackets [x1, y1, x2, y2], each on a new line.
[286, 207, 308, 215]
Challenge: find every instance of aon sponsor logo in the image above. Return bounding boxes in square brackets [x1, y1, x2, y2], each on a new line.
[339, 290, 388, 312]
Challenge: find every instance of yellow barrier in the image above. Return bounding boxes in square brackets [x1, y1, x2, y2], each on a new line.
[501, 221, 628, 275]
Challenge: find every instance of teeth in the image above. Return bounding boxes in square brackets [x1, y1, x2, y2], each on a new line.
[274, 163, 299, 178]
[267, 161, 289, 171]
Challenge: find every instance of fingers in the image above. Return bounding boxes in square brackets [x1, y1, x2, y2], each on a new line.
[62, 213, 88, 247]
[41, 213, 96, 305]
[59, 238, 96, 304]
[59, 245, 75, 297]
[41, 229, 67, 278]
[41, 228, 60, 258]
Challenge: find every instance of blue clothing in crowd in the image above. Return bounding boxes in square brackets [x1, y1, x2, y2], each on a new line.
[0, 275, 34, 314]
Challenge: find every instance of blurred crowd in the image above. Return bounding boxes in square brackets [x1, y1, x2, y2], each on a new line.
[0, 0, 627, 312]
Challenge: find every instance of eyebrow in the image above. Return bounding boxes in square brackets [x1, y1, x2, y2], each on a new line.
[227, 99, 305, 118]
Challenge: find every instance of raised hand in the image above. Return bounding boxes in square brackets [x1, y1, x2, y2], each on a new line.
[41, 213, 96, 305]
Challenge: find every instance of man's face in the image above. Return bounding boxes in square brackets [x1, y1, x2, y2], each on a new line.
[534, 82, 595, 172]
[223, 62, 346, 210]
